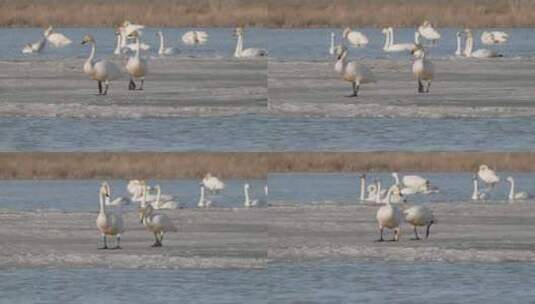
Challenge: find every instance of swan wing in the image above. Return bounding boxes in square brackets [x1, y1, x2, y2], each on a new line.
[402, 175, 428, 189]
[347, 31, 369, 46]
[418, 26, 441, 40]
[182, 31, 196, 44]
[241, 48, 268, 57]
[46, 33, 72, 47]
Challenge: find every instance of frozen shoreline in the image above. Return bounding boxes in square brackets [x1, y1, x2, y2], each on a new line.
[2, 202, 535, 268]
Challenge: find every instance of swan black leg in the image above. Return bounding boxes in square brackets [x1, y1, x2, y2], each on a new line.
[418, 79, 424, 93]
[97, 81, 103, 95]
[103, 83, 109, 96]
[376, 227, 385, 242]
[138, 79, 144, 90]
[426, 222, 433, 239]
[98, 234, 108, 249]
[412, 226, 421, 240]
[128, 78, 136, 90]
[345, 82, 358, 97]
[426, 81, 431, 93]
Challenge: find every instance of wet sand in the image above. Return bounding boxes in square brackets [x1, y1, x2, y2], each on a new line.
[2, 202, 535, 268]
[268, 58, 535, 117]
[0, 57, 267, 117]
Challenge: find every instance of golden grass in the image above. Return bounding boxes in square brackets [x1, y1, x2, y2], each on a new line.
[1, 0, 535, 27]
[1, 152, 534, 179]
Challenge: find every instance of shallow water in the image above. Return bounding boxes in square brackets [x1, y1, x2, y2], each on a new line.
[1, 27, 533, 61]
[268, 172, 535, 205]
[0, 179, 266, 212]
[1, 261, 534, 303]
[1, 116, 534, 151]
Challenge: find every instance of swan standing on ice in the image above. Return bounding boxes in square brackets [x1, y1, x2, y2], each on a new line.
[244, 183, 266, 207]
[329, 32, 336, 55]
[182, 30, 208, 45]
[455, 31, 463, 56]
[506, 177, 529, 201]
[481, 31, 508, 45]
[233, 27, 267, 58]
[404, 205, 436, 240]
[152, 185, 178, 209]
[417, 20, 441, 44]
[342, 27, 369, 47]
[81, 35, 121, 95]
[478, 165, 500, 189]
[383, 27, 416, 52]
[376, 185, 403, 242]
[334, 45, 376, 97]
[156, 30, 178, 55]
[202, 173, 225, 194]
[198, 184, 213, 208]
[472, 174, 487, 201]
[411, 45, 434, 93]
[139, 187, 177, 247]
[464, 29, 502, 58]
[44, 26, 72, 47]
[125, 31, 148, 90]
[96, 183, 125, 249]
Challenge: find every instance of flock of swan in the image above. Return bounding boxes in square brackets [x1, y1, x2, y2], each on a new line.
[359, 164, 531, 241]
[23, 21, 267, 95]
[331, 21, 508, 96]
[96, 173, 267, 249]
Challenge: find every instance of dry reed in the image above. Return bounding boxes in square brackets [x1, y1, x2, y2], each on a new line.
[1, 0, 535, 27]
[1, 152, 534, 180]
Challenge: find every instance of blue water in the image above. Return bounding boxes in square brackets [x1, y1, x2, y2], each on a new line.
[0, 116, 533, 151]
[0, 179, 266, 212]
[269, 172, 535, 205]
[1, 27, 533, 61]
[1, 262, 534, 303]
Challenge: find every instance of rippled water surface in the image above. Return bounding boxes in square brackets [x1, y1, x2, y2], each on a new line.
[1, 116, 534, 151]
[1, 262, 534, 303]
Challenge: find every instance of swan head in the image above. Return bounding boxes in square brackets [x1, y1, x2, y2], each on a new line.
[234, 27, 244, 37]
[479, 164, 489, 171]
[100, 182, 110, 198]
[331, 32, 335, 38]
[156, 30, 163, 37]
[342, 28, 351, 38]
[381, 28, 388, 34]
[456, 31, 463, 38]
[359, 174, 366, 180]
[81, 35, 95, 45]
[506, 176, 514, 183]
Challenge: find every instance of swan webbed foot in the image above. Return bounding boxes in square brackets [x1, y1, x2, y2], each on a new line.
[375, 239, 385, 242]
[151, 242, 162, 247]
[128, 79, 136, 90]
[98, 246, 108, 250]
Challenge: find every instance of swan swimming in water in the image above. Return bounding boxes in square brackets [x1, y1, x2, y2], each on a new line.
[411, 44, 434, 93]
[96, 182, 125, 249]
[202, 173, 225, 194]
[125, 31, 148, 90]
[197, 184, 213, 208]
[404, 205, 436, 240]
[464, 29, 503, 58]
[233, 27, 267, 58]
[81, 35, 121, 95]
[151, 185, 179, 209]
[481, 31, 508, 45]
[182, 30, 209, 45]
[22, 32, 46, 54]
[244, 183, 267, 207]
[156, 30, 178, 55]
[342, 27, 369, 47]
[376, 185, 403, 241]
[392, 172, 437, 195]
[478, 165, 500, 189]
[417, 20, 441, 44]
[139, 186, 177, 247]
[383, 27, 416, 52]
[506, 176, 529, 201]
[334, 45, 376, 97]
[44, 26, 72, 47]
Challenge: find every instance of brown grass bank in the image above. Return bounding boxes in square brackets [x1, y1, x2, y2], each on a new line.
[1, 152, 534, 179]
[2, 0, 535, 27]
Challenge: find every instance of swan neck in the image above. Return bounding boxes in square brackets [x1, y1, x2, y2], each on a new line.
[235, 33, 243, 56]
[156, 186, 161, 203]
[115, 35, 122, 53]
[244, 185, 250, 204]
[509, 179, 515, 199]
[389, 28, 395, 45]
[359, 176, 365, 201]
[383, 31, 390, 49]
[464, 35, 473, 56]
[88, 42, 96, 63]
[393, 173, 400, 185]
[330, 34, 334, 49]
[135, 38, 140, 58]
[99, 189, 105, 214]
[375, 181, 382, 203]
[472, 179, 478, 199]
[199, 186, 205, 205]
[456, 36, 462, 55]
[385, 187, 394, 205]
[159, 33, 165, 53]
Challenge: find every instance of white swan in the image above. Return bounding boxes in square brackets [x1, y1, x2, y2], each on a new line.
[197, 184, 213, 208]
[481, 31, 508, 45]
[342, 27, 369, 47]
[472, 174, 487, 201]
[114, 31, 124, 55]
[376, 185, 403, 241]
[417, 20, 441, 43]
[404, 205, 436, 240]
[359, 174, 366, 201]
[22, 36, 46, 54]
[244, 183, 267, 207]
[44, 26, 71, 47]
[102, 182, 132, 207]
[233, 27, 267, 58]
[264, 184, 269, 196]
[81, 35, 121, 95]
[455, 31, 463, 56]
[156, 30, 178, 55]
[383, 27, 416, 52]
[202, 173, 225, 194]
[121, 21, 145, 36]
[139, 187, 177, 247]
[376, 182, 403, 204]
[506, 177, 529, 201]
[412, 45, 434, 93]
[478, 165, 500, 188]
[464, 29, 502, 58]
[125, 31, 148, 90]
[392, 172, 437, 195]
[329, 32, 336, 55]
[96, 182, 125, 249]
[334, 45, 376, 97]
[182, 30, 208, 45]
[152, 185, 178, 209]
